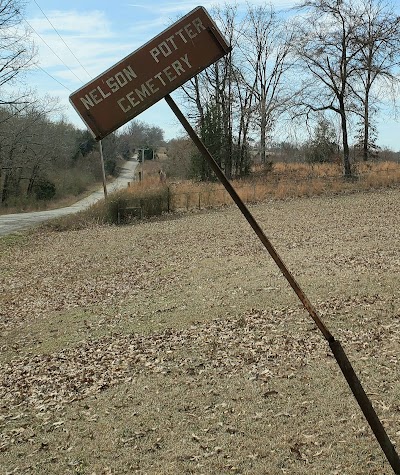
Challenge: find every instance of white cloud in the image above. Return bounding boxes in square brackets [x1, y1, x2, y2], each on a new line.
[26, 10, 143, 85]
[28, 10, 113, 37]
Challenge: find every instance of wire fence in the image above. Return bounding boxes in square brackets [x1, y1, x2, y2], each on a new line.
[117, 168, 400, 221]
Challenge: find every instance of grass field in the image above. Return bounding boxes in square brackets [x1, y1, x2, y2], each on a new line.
[0, 188, 399, 474]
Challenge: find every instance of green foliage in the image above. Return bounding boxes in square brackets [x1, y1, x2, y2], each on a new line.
[74, 130, 97, 160]
[354, 120, 380, 162]
[233, 140, 252, 177]
[190, 102, 252, 181]
[305, 118, 338, 163]
[102, 133, 118, 176]
[191, 103, 225, 181]
[33, 177, 56, 201]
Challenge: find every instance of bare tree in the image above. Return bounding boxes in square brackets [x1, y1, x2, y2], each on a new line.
[292, 0, 364, 177]
[0, 98, 64, 203]
[0, 0, 36, 109]
[241, 5, 294, 165]
[182, 4, 241, 179]
[352, 0, 400, 161]
[181, 4, 293, 179]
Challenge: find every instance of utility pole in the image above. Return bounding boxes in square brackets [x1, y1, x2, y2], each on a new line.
[99, 140, 108, 199]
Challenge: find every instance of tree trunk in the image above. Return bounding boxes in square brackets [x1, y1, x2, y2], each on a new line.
[260, 97, 267, 165]
[340, 106, 352, 177]
[1, 170, 10, 203]
[27, 164, 39, 196]
[363, 80, 371, 162]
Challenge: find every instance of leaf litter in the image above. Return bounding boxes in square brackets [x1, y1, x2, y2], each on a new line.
[0, 188, 399, 474]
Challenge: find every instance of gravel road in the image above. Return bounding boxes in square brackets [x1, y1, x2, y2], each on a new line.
[0, 159, 138, 236]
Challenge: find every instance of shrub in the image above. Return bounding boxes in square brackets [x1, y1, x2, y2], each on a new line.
[34, 178, 56, 201]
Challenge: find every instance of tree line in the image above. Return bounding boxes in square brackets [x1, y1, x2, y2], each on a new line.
[0, 0, 399, 208]
[181, 0, 399, 179]
[0, 0, 166, 208]
[0, 102, 165, 207]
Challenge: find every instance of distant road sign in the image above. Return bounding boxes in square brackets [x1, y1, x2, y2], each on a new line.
[69, 6, 230, 140]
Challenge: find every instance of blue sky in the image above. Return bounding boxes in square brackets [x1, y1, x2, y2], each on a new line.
[23, 0, 400, 150]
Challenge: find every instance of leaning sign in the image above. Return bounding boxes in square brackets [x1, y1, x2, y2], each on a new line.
[69, 7, 400, 473]
[69, 6, 230, 140]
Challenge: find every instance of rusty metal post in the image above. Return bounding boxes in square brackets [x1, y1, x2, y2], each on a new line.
[165, 94, 333, 340]
[165, 93, 400, 474]
[330, 339, 400, 473]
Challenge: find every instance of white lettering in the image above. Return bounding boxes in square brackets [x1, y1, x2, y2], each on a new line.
[150, 47, 160, 63]
[80, 95, 94, 110]
[146, 78, 159, 94]
[89, 88, 102, 105]
[136, 84, 151, 101]
[150, 18, 206, 63]
[184, 23, 197, 39]
[127, 91, 140, 108]
[166, 35, 178, 51]
[154, 72, 166, 86]
[106, 77, 119, 93]
[180, 53, 192, 69]
[118, 97, 131, 113]
[116, 53, 195, 114]
[158, 41, 172, 58]
[175, 28, 187, 43]
[163, 66, 176, 82]
[171, 60, 184, 76]
[123, 66, 137, 81]
[115, 71, 128, 88]
[192, 17, 206, 34]
[98, 86, 111, 99]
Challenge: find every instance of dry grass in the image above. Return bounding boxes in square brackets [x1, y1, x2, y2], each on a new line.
[168, 161, 400, 212]
[1, 188, 399, 474]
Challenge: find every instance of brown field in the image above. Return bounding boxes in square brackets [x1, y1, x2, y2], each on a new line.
[0, 188, 399, 474]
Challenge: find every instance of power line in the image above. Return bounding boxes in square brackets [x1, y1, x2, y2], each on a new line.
[22, 17, 85, 83]
[34, 64, 72, 92]
[32, 0, 92, 80]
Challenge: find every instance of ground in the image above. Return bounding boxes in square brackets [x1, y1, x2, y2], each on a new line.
[0, 188, 399, 474]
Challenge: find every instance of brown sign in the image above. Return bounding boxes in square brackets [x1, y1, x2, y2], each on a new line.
[69, 6, 230, 140]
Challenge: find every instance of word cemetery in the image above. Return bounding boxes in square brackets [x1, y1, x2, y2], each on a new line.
[70, 7, 229, 140]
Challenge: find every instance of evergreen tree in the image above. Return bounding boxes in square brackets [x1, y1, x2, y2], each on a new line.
[305, 118, 338, 163]
[191, 103, 224, 181]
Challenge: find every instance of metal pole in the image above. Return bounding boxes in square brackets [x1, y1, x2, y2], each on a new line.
[165, 94, 332, 340]
[138, 148, 145, 181]
[99, 140, 108, 199]
[164, 93, 400, 474]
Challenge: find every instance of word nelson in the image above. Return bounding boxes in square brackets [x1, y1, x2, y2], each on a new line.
[79, 16, 206, 114]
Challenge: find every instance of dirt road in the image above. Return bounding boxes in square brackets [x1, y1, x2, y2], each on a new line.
[0, 159, 138, 236]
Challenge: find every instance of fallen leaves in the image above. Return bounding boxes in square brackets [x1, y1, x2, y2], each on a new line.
[1, 188, 400, 474]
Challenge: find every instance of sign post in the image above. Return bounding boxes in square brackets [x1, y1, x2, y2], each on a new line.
[99, 140, 108, 199]
[70, 7, 400, 473]
[164, 93, 400, 474]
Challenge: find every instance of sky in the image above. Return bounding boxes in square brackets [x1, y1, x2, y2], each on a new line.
[22, 0, 400, 150]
